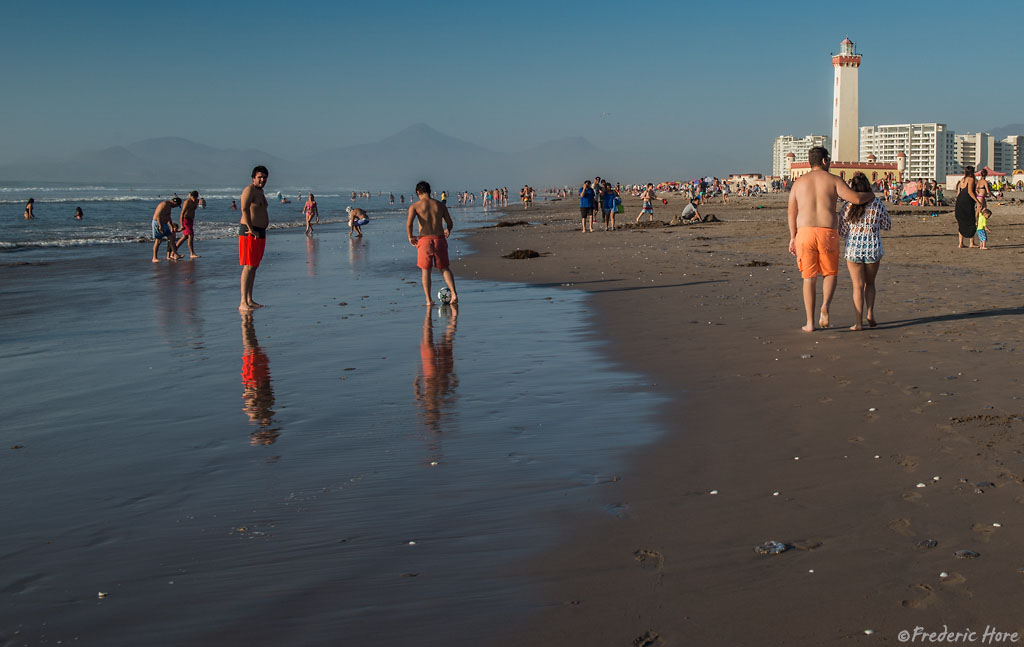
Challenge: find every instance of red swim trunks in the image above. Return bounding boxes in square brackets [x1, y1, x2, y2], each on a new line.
[238, 226, 267, 268]
[416, 235, 449, 270]
[180, 218, 194, 237]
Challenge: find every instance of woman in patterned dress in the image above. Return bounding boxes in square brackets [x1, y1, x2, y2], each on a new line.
[840, 173, 891, 331]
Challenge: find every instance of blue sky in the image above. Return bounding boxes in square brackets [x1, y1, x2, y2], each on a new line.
[3, 0, 1022, 176]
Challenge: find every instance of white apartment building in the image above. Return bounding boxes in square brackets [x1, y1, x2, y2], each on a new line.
[773, 134, 830, 177]
[953, 133, 1021, 174]
[1002, 135, 1024, 171]
[859, 124, 954, 182]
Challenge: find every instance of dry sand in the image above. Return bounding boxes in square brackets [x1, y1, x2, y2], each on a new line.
[460, 191, 1024, 646]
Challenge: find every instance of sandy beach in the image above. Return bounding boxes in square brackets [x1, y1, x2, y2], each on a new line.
[461, 191, 1024, 645]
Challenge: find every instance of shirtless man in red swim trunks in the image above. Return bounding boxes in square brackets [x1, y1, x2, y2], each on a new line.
[406, 180, 457, 306]
[788, 146, 874, 332]
[239, 166, 269, 312]
[175, 190, 201, 258]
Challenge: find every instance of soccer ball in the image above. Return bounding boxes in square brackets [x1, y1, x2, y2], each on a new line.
[437, 287, 452, 304]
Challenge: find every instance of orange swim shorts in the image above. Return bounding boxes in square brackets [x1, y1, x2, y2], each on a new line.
[416, 235, 449, 270]
[795, 227, 839, 278]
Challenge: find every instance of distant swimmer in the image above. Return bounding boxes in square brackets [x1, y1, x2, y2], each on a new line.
[239, 166, 270, 312]
[175, 190, 201, 258]
[231, 200, 238, 211]
[346, 206, 369, 237]
[151, 196, 182, 263]
[24, 198, 34, 220]
[400, 194, 405, 204]
[351, 191, 357, 201]
[304, 193, 319, 236]
[407, 180, 457, 306]
[389, 192, 395, 205]
[74, 206, 83, 220]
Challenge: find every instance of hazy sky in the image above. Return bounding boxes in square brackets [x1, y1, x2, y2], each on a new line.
[4, 0, 1023, 176]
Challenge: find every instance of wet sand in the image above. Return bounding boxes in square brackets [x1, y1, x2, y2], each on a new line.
[462, 192, 1024, 645]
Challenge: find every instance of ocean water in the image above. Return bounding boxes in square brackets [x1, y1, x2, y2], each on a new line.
[0, 194, 661, 646]
[0, 183, 428, 251]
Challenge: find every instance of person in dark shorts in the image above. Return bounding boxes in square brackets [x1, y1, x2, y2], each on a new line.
[579, 180, 596, 233]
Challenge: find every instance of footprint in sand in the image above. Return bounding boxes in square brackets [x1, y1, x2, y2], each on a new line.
[901, 583, 937, 609]
[818, 396, 833, 404]
[888, 518, 914, 537]
[903, 491, 924, 502]
[891, 454, 919, 471]
[971, 523, 998, 542]
[633, 549, 664, 571]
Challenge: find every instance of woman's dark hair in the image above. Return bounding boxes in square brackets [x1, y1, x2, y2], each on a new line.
[27, 198, 34, 205]
[963, 165, 975, 178]
[845, 173, 872, 223]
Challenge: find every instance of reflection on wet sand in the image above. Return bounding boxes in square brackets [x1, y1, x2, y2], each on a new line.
[348, 236, 367, 268]
[413, 305, 458, 434]
[153, 262, 204, 350]
[305, 236, 318, 277]
[241, 314, 279, 445]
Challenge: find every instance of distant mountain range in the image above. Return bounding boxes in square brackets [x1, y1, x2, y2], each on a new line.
[0, 124, 628, 188]
[987, 124, 1024, 140]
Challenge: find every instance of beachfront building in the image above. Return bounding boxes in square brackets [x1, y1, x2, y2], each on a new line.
[952, 133, 1021, 175]
[788, 155, 902, 183]
[772, 134, 830, 178]
[859, 123, 954, 182]
[832, 38, 861, 164]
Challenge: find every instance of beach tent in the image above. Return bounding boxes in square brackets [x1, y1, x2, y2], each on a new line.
[901, 181, 919, 202]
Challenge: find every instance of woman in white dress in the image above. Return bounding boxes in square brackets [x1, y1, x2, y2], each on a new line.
[840, 172, 891, 330]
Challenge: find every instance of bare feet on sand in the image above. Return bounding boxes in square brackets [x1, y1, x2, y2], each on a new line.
[850, 323, 863, 331]
[801, 323, 815, 333]
[867, 317, 877, 328]
[190, 254, 201, 259]
[819, 309, 830, 329]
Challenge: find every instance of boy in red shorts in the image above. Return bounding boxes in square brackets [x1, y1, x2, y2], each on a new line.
[239, 165, 269, 312]
[406, 180, 457, 305]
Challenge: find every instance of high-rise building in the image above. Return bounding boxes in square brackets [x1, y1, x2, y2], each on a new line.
[1001, 135, 1024, 172]
[859, 123, 954, 181]
[772, 134, 830, 177]
[953, 133, 1020, 174]
[831, 38, 861, 162]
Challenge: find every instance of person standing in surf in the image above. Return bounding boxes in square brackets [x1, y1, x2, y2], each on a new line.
[239, 166, 269, 312]
[175, 191, 201, 258]
[151, 196, 182, 263]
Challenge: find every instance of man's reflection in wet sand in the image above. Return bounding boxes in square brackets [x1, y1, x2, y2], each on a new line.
[305, 235, 318, 277]
[413, 305, 458, 434]
[153, 262, 204, 349]
[241, 313, 279, 445]
[348, 236, 366, 269]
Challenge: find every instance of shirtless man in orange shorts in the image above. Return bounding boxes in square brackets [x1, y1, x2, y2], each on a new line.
[406, 180, 457, 305]
[788, 146, 874, 332]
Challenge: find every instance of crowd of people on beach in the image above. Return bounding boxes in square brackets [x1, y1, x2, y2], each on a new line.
[145, 168, 459, 312]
